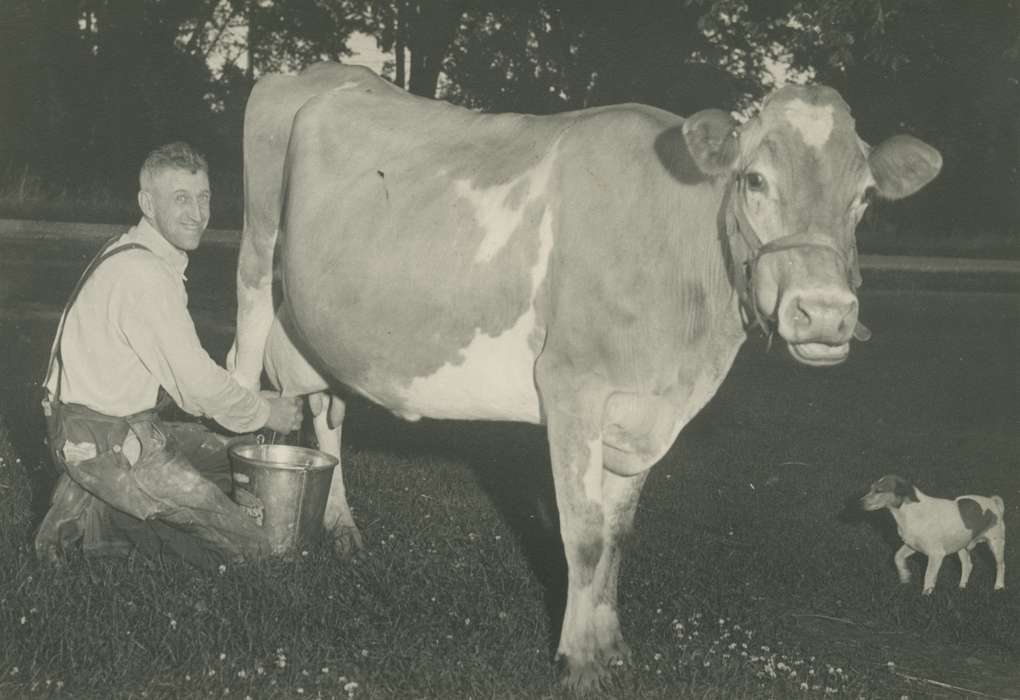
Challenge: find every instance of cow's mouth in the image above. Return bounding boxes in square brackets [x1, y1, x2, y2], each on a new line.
[787, 341, 850, 366]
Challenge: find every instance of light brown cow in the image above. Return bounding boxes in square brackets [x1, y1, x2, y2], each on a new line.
[228, 63, 941, 688]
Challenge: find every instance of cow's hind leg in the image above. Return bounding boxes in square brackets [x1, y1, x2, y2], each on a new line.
[308, 392, 362, 557]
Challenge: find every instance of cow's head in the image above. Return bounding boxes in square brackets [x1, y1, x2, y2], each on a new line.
[683, 85, 942, 366]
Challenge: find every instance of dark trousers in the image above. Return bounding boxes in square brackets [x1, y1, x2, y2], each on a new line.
[35, 402, 270, 571]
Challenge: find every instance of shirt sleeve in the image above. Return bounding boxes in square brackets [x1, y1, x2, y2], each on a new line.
[115, 258, 271, 433]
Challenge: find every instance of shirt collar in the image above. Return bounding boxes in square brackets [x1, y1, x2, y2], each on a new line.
[126, 217, 190, 279]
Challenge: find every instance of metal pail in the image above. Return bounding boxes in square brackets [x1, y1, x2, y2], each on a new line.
[228, 443, 338, 555]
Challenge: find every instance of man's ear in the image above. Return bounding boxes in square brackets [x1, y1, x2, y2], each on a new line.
[138, 190, 153, 219]
[682, 108, 739, 176]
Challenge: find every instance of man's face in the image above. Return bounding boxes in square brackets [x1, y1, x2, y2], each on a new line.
[139, 167, 211, 252]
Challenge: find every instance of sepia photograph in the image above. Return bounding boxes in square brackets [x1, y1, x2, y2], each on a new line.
[1, 1, 1017, 697]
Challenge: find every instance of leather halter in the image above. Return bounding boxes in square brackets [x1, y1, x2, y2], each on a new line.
[723, 174, 871, 342]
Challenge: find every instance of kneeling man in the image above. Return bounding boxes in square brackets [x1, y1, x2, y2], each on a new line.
[35, 142, 302, 570]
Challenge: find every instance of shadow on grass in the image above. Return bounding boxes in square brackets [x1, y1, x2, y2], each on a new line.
[339, 394, 569, 653]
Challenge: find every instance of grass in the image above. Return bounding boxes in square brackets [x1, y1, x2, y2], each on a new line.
[1, 244, 1018, 698]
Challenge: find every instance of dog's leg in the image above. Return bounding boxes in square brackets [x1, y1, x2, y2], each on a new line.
[922, 552, 945, 595]
[987, 535, 1005, 591]
[894, 544, 914, 584]
[957, 548, 973, 589]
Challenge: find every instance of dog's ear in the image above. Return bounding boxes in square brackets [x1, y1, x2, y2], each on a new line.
[893, 477, 919, 504]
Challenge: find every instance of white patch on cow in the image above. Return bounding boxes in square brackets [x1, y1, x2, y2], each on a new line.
[395, 204, 556, 422]
[583, 438, 603, 503]
[783, 99, 834, 149]
[456, 151, 557, 264]
[334, 81, 363, 91]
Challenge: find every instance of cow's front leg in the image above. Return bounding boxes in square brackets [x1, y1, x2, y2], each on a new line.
[592, 468, 649, 657]
[309, 392, 362, 557]
[539, 363, 639, 689]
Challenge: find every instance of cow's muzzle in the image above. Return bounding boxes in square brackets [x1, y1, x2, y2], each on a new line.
[779, 287, 858, 366]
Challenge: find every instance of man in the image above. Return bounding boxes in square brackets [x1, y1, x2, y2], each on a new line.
[34, 141, 303, 571]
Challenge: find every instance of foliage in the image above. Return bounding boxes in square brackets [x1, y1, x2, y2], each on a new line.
[0, 0, 1016, 246]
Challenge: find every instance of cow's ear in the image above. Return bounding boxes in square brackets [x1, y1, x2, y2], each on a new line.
[683, 109, 739, 176]
[869, 135, 942, 200]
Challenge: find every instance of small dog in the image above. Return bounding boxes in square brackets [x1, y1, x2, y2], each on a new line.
[859, 475, 1005, 594]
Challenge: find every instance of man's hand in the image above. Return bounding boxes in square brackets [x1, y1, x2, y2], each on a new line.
[261, 392, 303, 433]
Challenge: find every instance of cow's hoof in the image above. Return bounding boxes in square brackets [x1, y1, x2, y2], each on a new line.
[329, 524, 364, 559]
[35, 545, 65, 569]
[603, 637, 632, 666]
[922, 587, 934, 596]
[559, 656, 612, 694]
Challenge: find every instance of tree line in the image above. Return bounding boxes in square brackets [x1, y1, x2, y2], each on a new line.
[0, 0, 1016, 242]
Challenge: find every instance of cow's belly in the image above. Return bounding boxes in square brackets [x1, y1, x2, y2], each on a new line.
[389, 305, 544, 423]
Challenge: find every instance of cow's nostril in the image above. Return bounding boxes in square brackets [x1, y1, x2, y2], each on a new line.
[792, 298, 812, 329]
[838, 299, 859, 336]
[781, 292, 858, 342]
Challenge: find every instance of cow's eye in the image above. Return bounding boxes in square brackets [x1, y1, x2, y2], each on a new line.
[862, 186, 877, 205]
[744, 171, 766, 192]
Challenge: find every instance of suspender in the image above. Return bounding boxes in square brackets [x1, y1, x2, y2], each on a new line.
[42, 236, 153, 408]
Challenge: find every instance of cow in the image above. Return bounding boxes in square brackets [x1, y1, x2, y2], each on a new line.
[227, 62, 941, 688]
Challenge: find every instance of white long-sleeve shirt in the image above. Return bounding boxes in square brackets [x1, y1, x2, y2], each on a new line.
[46, 217, 270, 433]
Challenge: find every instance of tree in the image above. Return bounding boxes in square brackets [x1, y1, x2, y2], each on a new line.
[359, 0, 470, 96]
[439, 0, 778, 114]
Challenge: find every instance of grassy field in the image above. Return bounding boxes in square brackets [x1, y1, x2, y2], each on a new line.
[1, 240, 1018, 698]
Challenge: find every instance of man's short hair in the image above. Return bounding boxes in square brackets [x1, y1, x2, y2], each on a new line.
[139, 141, 208, 190]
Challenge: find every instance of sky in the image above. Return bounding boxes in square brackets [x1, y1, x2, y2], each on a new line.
[347, 32, 391, 75]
